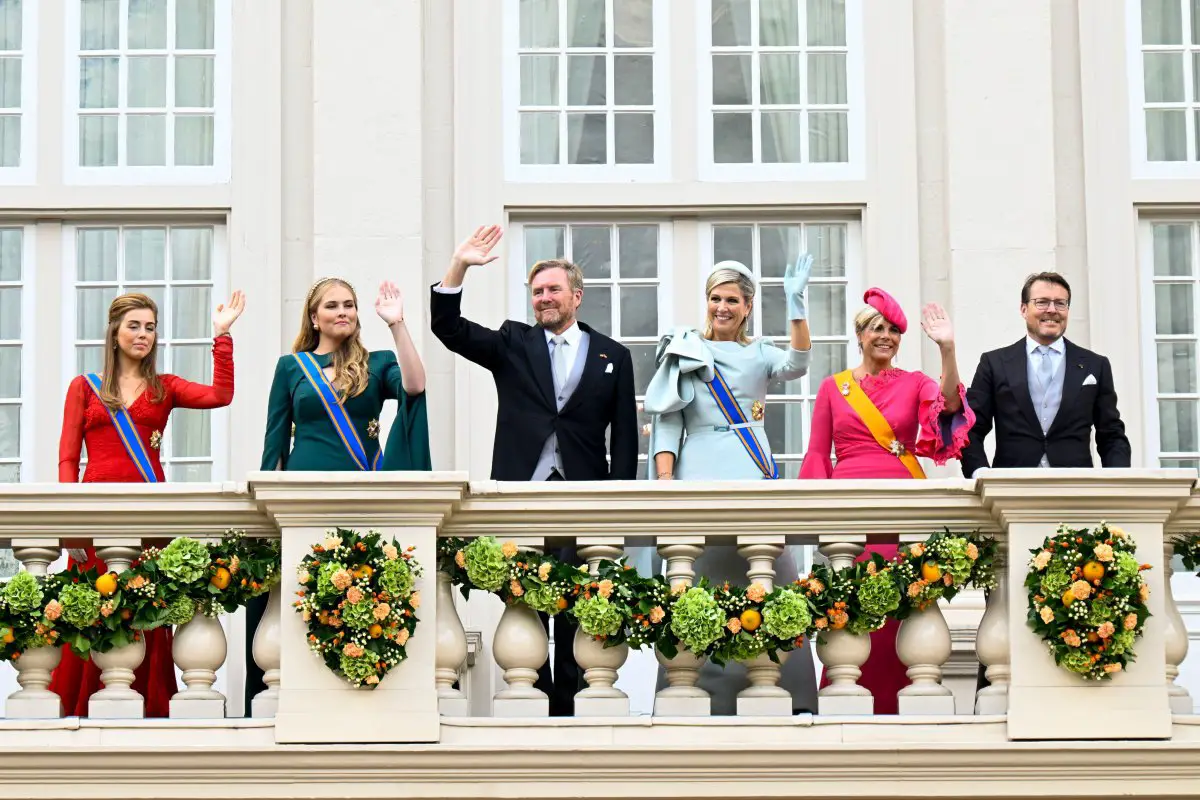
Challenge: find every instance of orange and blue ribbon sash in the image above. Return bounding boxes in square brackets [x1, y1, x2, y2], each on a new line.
[83, 374, 158, 483]
[292, 352, 380, 471]
[704, 365, 778, 479]
[832, 369, 925, 479]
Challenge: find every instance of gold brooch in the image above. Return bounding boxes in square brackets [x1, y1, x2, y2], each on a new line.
[290, 422, 296, 438]
[367, 419, 380, 439]
[149, 430, 162, 450]
[889, 440, 907, 457]
[751, 400, 765, 421]
[840, 382, 851, 396]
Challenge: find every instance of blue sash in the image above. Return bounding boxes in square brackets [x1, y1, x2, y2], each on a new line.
[83, 374, 158, 483]
[292, 352, 380, 471]
[704, 366, 778, 479]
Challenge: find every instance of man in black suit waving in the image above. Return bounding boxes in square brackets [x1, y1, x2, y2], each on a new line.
[431, 224, 638, 715]
[962, 272, 1131, 478]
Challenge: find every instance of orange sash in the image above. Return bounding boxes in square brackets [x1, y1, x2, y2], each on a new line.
[832, 369, 925, 479]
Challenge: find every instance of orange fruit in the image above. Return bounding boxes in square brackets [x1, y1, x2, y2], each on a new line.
[739, 609, 763, 632]
[1062, 589, 1076, 607]
[120, 609, 132, 621]
[1082, 561, 1105, 583]
[921, 562, 942, 583]
[210, 567, 232, 590]
[1, 629, 13, 644]
[354, 565, 374, 580]
[369, 624, 383, 638]
[556, 596, 569, 610]
[95, 572, 118, 597]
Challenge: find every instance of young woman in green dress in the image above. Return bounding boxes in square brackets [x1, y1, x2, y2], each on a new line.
[259, 277, 431, 472]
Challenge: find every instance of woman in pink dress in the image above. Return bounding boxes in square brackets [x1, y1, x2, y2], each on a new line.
[799, 287, 974, 713]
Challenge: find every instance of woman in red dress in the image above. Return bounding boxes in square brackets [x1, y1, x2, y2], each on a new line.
[51, 290, 245, 717]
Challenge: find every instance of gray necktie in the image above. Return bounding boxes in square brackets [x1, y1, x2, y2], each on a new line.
[1037, 345, 1054, 391]
[550, 335, 569, 395]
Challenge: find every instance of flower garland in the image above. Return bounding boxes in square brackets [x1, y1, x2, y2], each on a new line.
[1175, 533, 1200, 576]
[294, 528, 421, 688]
[437, 531, 996, 662]
[0, 530, 280, 663]
[1025, 523, 1150, 681]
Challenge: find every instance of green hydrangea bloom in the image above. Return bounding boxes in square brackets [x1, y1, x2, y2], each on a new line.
[1041, 561, 1070, 597]
[857, 573, 901, 618]
[670, 587, 723, 654]
[727, 633, 766, 661]
[523, 583, 564, 616]
[316, 561, 348, 600]
[3, 571, 43, 613]
[939, 537, 975, 585]
[342, 598, 376, 630]
[1059, 648, 1095, 674]
[339, 652, 378, 684]
[58, 583, 102, 629]
[762, 589, 812, 640]
[1109, 629, 1136, 655]
[464, 538, 509, 592]
[1114, 552, 1140, 585]
[164, 596, 198, 626]
[158, 537, 211, 584]
[573, 595, 623, 637]
[378, 558, 414, 598]
[1087, 595, 1116, 626]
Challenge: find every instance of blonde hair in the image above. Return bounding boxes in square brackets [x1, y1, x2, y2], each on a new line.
[527, 259, 584, 293]
[853, 307, 888, 338]
[97, 293, 165, 411]
[292, 278, 370, 400]
[703, 268, 755, 345]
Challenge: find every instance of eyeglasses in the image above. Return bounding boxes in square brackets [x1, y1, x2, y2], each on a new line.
[1030, 298, 1069, 311]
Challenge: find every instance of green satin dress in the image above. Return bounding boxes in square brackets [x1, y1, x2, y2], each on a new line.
[259, 350, 431, 472]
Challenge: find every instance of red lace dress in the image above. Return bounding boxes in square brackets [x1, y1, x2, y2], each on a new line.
[50, 335, 235, 717]
[800, 368, 974, 713]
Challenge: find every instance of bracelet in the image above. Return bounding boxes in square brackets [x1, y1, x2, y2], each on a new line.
[657, 471, 673, 479]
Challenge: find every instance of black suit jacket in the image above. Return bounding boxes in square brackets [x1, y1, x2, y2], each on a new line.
[430, 285, 638, 481]
[961, 338, 1131, 476]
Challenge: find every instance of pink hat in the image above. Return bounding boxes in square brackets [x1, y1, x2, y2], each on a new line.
[863, 288, 907, 334]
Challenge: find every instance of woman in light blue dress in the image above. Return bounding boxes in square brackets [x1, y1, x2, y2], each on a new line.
[644, 257, 817, 714]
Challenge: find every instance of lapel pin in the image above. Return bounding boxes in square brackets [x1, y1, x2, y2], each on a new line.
[599, 353, 608, 359]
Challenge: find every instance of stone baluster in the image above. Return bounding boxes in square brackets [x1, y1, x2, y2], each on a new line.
[89, 541, 145, 719]
[736, 537, 791, 716]
[6, 540, 64, 719]
[435, 567, 470, 716]
[654, 540, 710, 716]
[1164, 541, 1192, 714]
[168, 536, 228, 719]
[974, 548, 1010, 715]
[492, 538, 549, 717]
[815, 536, 873, 715]
[251, 586, 282, 717]
[895, 535, 955, 714]
[574, 539, 629, 717]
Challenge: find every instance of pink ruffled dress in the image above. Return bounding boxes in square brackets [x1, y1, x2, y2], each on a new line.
[799, 368, 975, 713]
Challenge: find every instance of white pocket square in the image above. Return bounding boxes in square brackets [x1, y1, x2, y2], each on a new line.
[605, 363, 614, 374]
[1082, 374, 1097, 386]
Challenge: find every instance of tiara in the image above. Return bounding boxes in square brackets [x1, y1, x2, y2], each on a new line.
[305, 276, 356, 307]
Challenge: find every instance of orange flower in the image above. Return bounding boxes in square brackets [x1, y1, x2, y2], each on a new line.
[746, 583, 766, 603]
[501, 541, 519, 559]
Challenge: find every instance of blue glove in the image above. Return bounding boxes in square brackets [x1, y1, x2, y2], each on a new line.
[784, 252, 814, 321]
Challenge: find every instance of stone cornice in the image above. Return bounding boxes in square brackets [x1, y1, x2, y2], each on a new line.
[3, 739, 1200, 798]
[978, 469, 1197, 526]
[247, 471, 469, 528]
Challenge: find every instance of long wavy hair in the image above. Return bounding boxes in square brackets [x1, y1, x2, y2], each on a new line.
[292, 278, 370, 400]
[703, 268, 755, 345]
[97, 293, 165, 411]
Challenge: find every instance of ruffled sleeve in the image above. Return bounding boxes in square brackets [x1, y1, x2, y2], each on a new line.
[377, 351, 432, 472]
[913, 375, 975, 466]
[642, 329, 712, 476]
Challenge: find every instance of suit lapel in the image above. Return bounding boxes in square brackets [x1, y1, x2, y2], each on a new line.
[1049, 340, 1088, 435]
[560, 325, 602, 415]
[1001, 339, 1042, 433]
[524, 327, 556, 408]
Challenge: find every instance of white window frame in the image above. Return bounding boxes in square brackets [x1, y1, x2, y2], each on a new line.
[0, 224, 36, 481]
[698, 0, 865, 182]
[0, 0, 39, 185]
[1138, 216, 1200, 468]
[503, 0, 672, 183]
[1126, 0, 1200, 178]
[698, 217, 862, 475]
[60, 221, 230, 481]
[63, 0, 232, 185]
